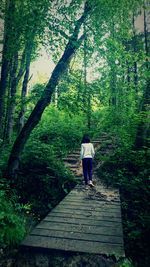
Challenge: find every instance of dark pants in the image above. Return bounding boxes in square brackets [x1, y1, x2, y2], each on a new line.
[82, 158, 93, 185]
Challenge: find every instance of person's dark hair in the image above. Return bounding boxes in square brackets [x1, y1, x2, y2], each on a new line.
[81, 135, 90, 144]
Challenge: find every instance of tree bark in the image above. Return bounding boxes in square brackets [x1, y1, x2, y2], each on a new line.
[5, 53, 18, 142]
[6, 2, 90, 179]
[0, 28, 9, 138]
[18, 43, 33, 132]
[3, 49, 26, 142]
[0, 0, 14, 138]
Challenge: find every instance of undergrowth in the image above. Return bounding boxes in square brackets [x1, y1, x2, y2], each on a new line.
[96, 147, 150, 267]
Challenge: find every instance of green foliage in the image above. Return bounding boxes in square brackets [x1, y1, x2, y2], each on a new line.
[15, 150, 75, 218]
[12, 106, 87, 218]
[32, 105, 88, 155]
[0, 182, 26, 248]
[15, 154, 75, 218]
[29, 83, 46, 105]
[119, 259, 135, 267]
[96, 147, 150, 267]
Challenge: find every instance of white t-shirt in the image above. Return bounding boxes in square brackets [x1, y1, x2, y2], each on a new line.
[80, 143, 95, 159]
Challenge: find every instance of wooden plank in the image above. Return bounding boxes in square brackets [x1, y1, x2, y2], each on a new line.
[53, 204, 121, 214]
[63, 197, 120, 205]
[66, 192, 120, 200]
[67, 155, 80, 158]
[63, 157, 78, 161]
[57, 198, 120, 207]
[43, 216, 120, 226]
[21, 235, 125, 256]
[62, 199, 120, 206]
[67, 195, 120, 204]
[69, 191, 120, 198]
[52, 208, 121, 218]
[53, 203, 121, 215]
[64, 197, 120, 204]
[57, 198, 121, 207]
[30, 228, 123, 245]
[64, 164, 77, 169]
[50, 209, 121, 220]
[65, 192, 120, 199]
[36, 221, 123, 236]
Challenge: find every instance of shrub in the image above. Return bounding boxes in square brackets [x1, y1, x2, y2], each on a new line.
[14, 139, 76, 218]
[96, 147, 150, 267]
[0, 184, 26, 248]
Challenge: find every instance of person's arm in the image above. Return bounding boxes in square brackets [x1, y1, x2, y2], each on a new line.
[91, 144, 95, 158]
[78, 144, 84, 167]
[80, 144, 84, 160]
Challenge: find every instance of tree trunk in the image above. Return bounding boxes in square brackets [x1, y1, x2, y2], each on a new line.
[132, 14, 138, 89]
[127, 62, 131, 84]
[109, 21, 117, 107]
[6, 2, 90, 179]
[2, 49, 26, 144]
[0, 0, 14, 138]
[5, 53, 18, 142]
[0, 31, 10, 138]
[109, 62, 117, 106]
[18, 43, 33, 132]
[83, 22, 91, 129]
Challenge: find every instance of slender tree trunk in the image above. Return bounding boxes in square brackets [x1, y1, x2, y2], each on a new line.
[2, 49, 26, 144]
[124, 42, 131, 84]
[110, 66, 117, 106]
[83, 23, 91, 129]
[0, 31, 10, 138]
[54, 87, 58, 107]
[18, 44, 33, 132]
[87, 87, 91, 129]
[109, 21, 117, 107]
[2, 60, 12, 145]
[127, 62, 131, 84]
[0, 0, 14, 137]
[5, 53, 18, 142]
[83, 23, 87, 112]
[6, 2, 90, 179]
[132, 14, 138, 89]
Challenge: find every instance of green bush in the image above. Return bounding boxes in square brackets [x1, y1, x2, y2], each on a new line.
[96, 148, 150, 267]
[119, 259, 135, 267]
[0, 186, 26, 248]
[33, 105, 88, 155]
[15, 142, 76, 218]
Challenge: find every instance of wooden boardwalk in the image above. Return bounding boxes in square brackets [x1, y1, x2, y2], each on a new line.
[21, 137, 125, 257]
[21, 184, 124, 257]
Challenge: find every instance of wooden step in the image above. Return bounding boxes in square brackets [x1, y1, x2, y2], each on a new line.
[67, 153, 79, 157]
[63, 158, 78, 164]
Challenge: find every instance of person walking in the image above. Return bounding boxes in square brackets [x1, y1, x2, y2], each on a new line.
[80, 135, 95, 189]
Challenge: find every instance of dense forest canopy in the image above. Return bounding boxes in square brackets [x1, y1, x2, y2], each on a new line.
[0, 0, 149, 267]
